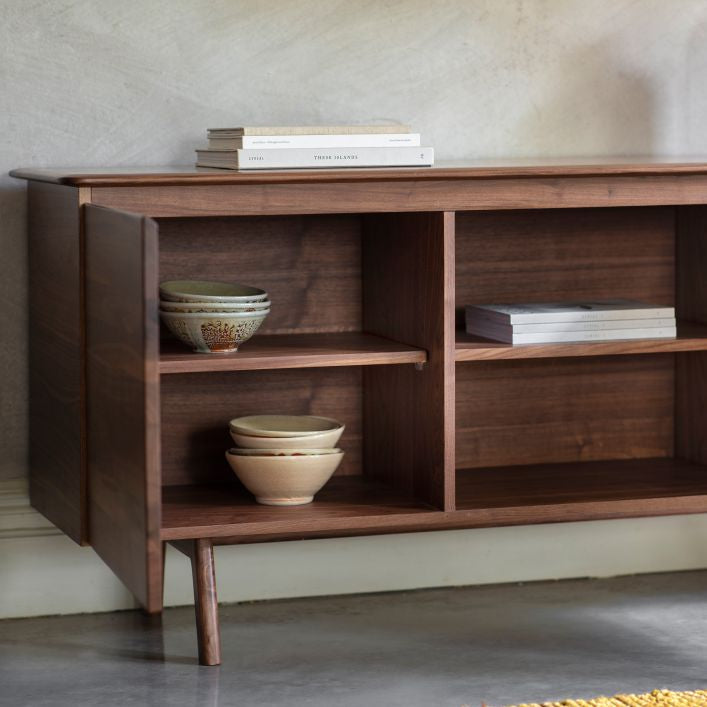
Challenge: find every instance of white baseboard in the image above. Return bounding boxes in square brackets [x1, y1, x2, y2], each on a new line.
[3, 478, 707, 620]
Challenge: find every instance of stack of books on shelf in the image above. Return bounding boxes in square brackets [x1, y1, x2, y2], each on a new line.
[195, 124, 433, 170]
[465, 300, 677, 344]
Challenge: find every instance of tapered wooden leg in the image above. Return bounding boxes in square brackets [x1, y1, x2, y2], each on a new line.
[191, 539, 221, 666]
[170, 539, 221, 666]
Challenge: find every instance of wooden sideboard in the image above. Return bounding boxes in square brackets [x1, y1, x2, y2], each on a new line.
[12, 159, 707, 665]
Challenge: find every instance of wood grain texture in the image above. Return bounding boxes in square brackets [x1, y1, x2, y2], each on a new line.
[158, 215, 361, 335]
[160, 332, 425, 373]
[85, 205, 162, 613]
[454, 458, 707, 525]
[161, 477, 439, 541]
[362, 212, 455, 510]
[87, 175, 707, 217]
[27, 182, 85, 542]
[161, 458, 707, 542]
[676, 206, 707, 465]
[455, 321, 707, 361]
[455, 207, 674, 329]
[456, 355, 674, 470]
[169, 540, 221, 666]
[160, 367, 362, 486]
[14, 157, 707, 187]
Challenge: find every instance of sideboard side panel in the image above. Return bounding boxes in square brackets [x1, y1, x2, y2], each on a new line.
[27, 182, 86, 543]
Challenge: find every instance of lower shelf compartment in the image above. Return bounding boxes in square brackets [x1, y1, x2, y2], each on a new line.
[455, 458, 707, 525]
[161, 477, 439, 541]
[161, 459, 707, 543]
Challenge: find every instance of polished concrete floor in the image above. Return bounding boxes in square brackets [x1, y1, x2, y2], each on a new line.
[2, 572, 707, 706]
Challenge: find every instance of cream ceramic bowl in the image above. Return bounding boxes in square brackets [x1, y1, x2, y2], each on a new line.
[230, 426, 344, 449]
[160, 309, 269, 353]
[160, 299, 270, 314]
[160, 280, 268, 303]
[229, 415, 343, 438]
[225, 448, 344, 506]
[227, 447, 342, 456]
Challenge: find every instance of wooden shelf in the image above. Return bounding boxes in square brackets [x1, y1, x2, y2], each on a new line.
[455, 458, 707, 526]
[161, 477, 439, 541]
[455, 321, 707, 361]
[159, 332, 426, 374]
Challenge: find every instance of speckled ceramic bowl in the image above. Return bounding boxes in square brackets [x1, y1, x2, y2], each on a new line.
[225, 448, 344, 506]
[160, 309, 269, 353]
[160, 299, 271, 313]
[160, 280, 267, 303]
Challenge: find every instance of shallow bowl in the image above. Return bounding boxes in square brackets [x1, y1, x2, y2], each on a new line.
[160, 299, 271, 313]
[227, 447, 342, 456]
[229, 415, 344, 438]
[225, 448, 344, 505]
[230, 426, 344, 449]
[160, 280, 268, 303]
[160, 309, 269, 353]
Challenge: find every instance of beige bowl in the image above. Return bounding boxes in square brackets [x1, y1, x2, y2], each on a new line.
[225, 448, 344, 506]
[160, 280, 268, 303]
[229, 415, 343, 438]
[230, 426, 344, 449]
[227, 447, 342, 456]
[160, 299, 270, 313]
[160, 309, 269, 353]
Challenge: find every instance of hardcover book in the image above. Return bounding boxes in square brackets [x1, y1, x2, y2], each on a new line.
[466, 300, 675, 325]
[196, 146, 434, 170]
[206, 133, 421, 149]
[207, 124, 411, 137]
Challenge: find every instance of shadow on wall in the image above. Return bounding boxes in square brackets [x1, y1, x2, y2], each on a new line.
[0, 177, 28, 481]
[514, 43, 655, 157]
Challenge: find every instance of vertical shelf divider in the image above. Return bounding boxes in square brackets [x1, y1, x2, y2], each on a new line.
[361, 211, 456, 511]
[676, 206, 707, 465]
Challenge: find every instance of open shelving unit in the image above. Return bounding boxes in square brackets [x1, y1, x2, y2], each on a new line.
[13, 159, 707, 665]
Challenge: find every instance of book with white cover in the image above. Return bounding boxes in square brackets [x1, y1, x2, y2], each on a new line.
[196, 146, 434, 170]
[466, 300, 675, 326]
[469, 317, 677, 336]
[207, 124, 411, 137]
[207, 133, 421, 149]
[471, 326, 677, 345]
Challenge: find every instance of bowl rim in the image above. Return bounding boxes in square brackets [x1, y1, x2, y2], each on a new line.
[229, 415, 344, 437]
[160, 280, 267, 302]
[226, 447, 343, 457]
[160, 309, 270, 319]
[159, 300, 271, 310]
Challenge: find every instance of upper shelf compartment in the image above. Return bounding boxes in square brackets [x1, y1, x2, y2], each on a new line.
[454, 206, 685, 360]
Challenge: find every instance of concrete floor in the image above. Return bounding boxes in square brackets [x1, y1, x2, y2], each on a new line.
[1, 572, 707, 706]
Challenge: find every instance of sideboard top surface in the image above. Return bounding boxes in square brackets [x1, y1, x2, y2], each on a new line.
[12, 157, 707, 187]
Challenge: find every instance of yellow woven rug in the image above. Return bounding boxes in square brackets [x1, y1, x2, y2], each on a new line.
[504, 688, 707, 706]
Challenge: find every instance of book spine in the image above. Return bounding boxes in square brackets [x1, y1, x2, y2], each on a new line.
[502, 327, 677, 344]
[198, 146, 434, 169]
[469, 317, 677, 335]
[209, 125, 411, 136]
[208, 133, 422, 149]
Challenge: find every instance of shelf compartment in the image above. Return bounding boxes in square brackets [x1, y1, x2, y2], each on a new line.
[160, 332, 426, 374]
[454, 458, 707, 526]
[161, 477, 439, 541]
[455, 321, 707, 361]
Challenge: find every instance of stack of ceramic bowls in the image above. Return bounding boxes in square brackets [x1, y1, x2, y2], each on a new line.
[159, 280, 270, 354]
[225, 415, 345, 506]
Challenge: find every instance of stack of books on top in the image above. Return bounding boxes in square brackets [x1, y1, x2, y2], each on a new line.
[195, 124, 433, 170]
[465, 300, 677, 344]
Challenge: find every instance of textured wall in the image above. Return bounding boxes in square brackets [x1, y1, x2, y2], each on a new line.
[2, 0, 707, 475]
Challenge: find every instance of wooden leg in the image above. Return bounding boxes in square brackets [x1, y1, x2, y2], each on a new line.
[170, 539, 221, 666]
